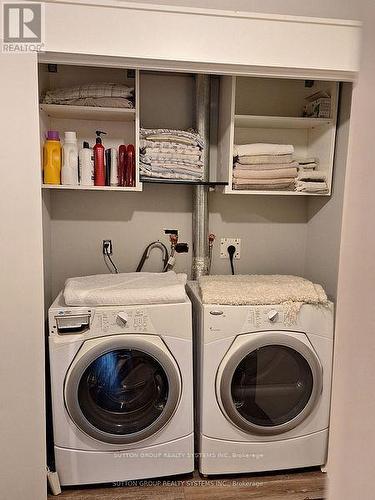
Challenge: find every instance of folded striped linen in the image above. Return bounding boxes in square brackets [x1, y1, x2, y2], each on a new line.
[140, 161, 203, 176]
[295, 181, 328, 193]
[141, 160, 203, 172]
[234, 143, 294, 157]
[42, 82, 134, 104]
[236, 154, 293, 165]
[141, 152, 202, 164]
[140, 167, 202, 181]
[233, 167, 298, 179]
[140, 128, 204, 148]
[140, 128, 204, 181]
[140, 141, 200, 154]
[50, 97, 134, 108]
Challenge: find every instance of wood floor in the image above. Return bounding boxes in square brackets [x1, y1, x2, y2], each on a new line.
[50, 469, 325, 500]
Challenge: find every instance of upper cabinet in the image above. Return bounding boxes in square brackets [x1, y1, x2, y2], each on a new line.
[218, 76, 339, 195]
[39, 63, 141, 191]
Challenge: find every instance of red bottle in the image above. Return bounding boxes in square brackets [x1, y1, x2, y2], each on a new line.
[94, 131, 106, 186]
[118, 145, 127, 187]
[126, 144, 136, 187]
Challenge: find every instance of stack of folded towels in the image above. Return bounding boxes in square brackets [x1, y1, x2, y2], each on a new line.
[233, 143, 298, 191]
[296, 171, 329, 193]
[140, 128, 204, 181]
[42, 82, 134, 108]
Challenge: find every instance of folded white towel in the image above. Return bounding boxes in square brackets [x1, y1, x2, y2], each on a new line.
[234, 143, 294, 157]
[64, 271, 187, 306]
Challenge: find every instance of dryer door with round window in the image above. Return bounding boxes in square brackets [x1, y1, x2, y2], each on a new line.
[64, 335, 181, 444]
[217, 332, 323, 435]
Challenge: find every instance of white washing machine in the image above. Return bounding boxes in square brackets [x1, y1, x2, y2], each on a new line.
[48, 292, 194, 486]
[187, 282, 334, 476]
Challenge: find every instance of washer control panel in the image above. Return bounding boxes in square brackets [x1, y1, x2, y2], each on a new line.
[92, 308, 154, 335]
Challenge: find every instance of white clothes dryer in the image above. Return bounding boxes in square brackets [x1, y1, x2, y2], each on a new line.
[48, 292, 194, 486]
[187, 282, 334, 476]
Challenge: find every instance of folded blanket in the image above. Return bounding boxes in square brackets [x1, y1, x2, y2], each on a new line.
[233, 182, 295, 191]
[296, 157, 319, 165]
[43, 83, 134, 104]
[141, 151, 201, 163]
[51, 97, 134, 108]
[234, 143, 294, 157]
[140, 164, 203, 180]
[296, 181, 329, 193]
[141, 160, 203, 172]
[64, 271, 187, 306]
[198, 274, 328, 324]
[297, 171, 327, 182]
[236, 154, 293, 165]
[140, 142, 200, 154]
[233, 167, 298, 180]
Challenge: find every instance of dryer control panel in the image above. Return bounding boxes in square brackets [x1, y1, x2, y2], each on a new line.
[244, 306, 286, 330]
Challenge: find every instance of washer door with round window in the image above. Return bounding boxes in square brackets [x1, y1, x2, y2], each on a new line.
[216, 332, 323, 436]
[64, 335, 181, 445]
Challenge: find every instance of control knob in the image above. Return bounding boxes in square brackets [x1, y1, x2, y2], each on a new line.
[268, 310, 279, 323]
[117, 312, 129, 326]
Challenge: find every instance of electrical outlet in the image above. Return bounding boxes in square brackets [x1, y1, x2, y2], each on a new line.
[102, 240, 113, 255]
[220, 238, 241, 259]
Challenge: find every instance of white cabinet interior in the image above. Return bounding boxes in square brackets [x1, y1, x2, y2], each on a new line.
[38, 63, 340, 196]
[218, 76, 338, 196]
[39, 63, 141, 191]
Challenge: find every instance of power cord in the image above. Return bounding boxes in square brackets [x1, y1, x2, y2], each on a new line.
[227, 245, 236, 275]
[104, 248, 119, 274]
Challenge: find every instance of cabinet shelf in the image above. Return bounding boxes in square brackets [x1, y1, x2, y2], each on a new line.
[42, 184, 142, 192]
[141, 178, 228, 186]
[40, 104, 136, 122]
[223, 187, 330, 196]
[234, 114, 332, 129]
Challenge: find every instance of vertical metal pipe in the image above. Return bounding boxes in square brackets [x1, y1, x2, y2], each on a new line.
[192, 74, 210, 280]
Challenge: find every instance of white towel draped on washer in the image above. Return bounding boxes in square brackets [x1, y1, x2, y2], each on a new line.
[64, 271, 187, 306]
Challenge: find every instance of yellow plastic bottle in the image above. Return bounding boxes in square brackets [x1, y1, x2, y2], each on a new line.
[43, 130, 61, 184]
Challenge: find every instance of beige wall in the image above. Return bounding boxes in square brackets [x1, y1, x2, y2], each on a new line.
[328, 4, 375, 499]
[47, 186, 308, 299]
[0, 54, 47, 500]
